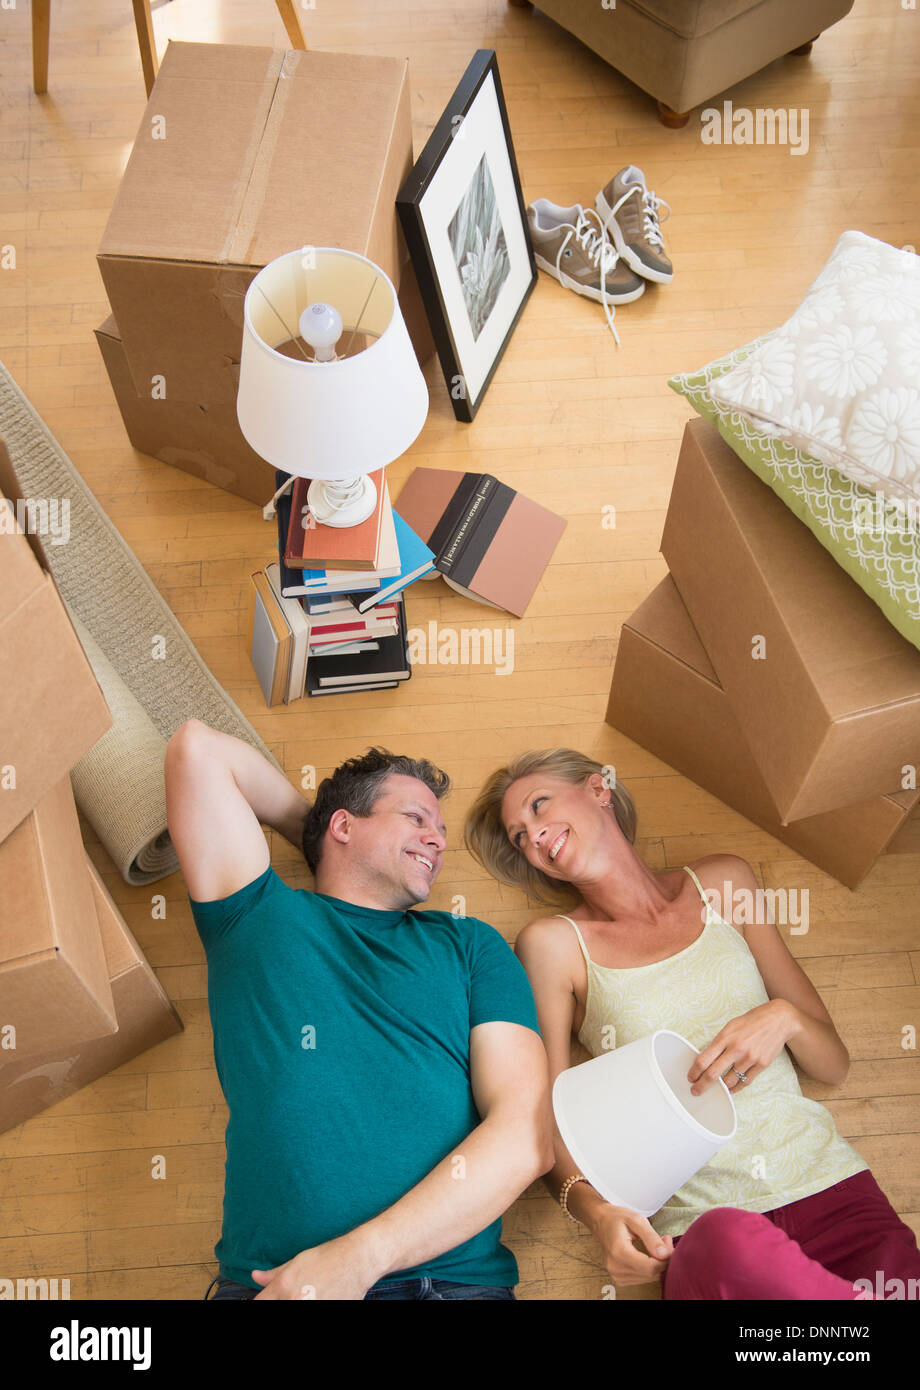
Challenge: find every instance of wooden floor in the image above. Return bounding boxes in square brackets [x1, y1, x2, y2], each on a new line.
[1, 0, 919, 1301]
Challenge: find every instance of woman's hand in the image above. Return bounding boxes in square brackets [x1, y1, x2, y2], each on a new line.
[688, 999, 799, 1095]
[589, 1205, 674, 1286]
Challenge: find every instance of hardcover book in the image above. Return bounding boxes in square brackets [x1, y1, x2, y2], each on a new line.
[274, 471, 382, 600]
[249, 571, 291, 707]
[285, 470, 388, 570]
[395, 468, 566, 618]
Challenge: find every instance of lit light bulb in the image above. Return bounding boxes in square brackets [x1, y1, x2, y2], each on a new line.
[298, 301, 342, 361]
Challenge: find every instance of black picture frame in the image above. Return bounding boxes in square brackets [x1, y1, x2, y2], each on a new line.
[396, 49, 537, 423]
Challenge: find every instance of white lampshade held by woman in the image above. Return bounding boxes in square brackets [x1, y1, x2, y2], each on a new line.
[553, 1030, 738, 1217]
[236, 247, 429, 526]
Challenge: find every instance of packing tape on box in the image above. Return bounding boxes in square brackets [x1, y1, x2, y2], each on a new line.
[67, 611, 178, 885]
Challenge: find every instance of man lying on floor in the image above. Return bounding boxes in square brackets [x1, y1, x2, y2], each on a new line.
[164, 720, 553, 1301]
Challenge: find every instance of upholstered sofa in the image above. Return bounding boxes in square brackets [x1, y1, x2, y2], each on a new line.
[508, 0, 856, 126]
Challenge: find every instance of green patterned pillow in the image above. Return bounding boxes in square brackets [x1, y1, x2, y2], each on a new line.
[669, 338, 920, 654]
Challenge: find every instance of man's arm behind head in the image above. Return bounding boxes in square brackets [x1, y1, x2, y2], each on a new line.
[164, 719, 311, 902]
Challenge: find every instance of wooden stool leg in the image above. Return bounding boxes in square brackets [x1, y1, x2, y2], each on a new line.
[657, 101, 692, 129]
[132, 0, 158, 96]
[275, 0, 308, 49]
[32, 0, 51, 95]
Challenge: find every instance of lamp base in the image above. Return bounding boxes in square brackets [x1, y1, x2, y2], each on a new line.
[306, 474, 378, 528]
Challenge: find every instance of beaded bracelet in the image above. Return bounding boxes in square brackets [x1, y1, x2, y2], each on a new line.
[559, 1173, 590, 1224]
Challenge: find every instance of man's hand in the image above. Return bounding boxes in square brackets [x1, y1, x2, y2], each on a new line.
[590, 1205, 674, 1286]
[688, 999, 798, 1095]
[251, 1231, 381, 1301]
[165, 719, 311, 902]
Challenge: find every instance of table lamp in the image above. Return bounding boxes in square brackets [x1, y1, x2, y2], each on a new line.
[236, 247, 428, 526]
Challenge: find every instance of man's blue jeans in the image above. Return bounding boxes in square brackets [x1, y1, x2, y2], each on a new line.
[205, 1274, 515, 1301]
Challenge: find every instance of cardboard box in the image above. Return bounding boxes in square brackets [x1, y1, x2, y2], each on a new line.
[607, 573, 920, 890]
[0, 779, 117, 1060]
[0, 855, 184, 1135]
[95, 314, 274, 505]
[0, 442, 113, 841]
[97, 42, 419, 414]
[396, 251, 436, 371]
[661, 418, 920, 822]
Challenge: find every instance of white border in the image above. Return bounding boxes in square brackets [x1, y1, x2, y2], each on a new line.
[418, 70, 531, 407]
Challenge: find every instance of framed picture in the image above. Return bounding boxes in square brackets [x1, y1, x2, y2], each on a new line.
[397, 49, 536, 423]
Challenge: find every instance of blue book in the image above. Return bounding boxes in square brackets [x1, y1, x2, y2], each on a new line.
[355, 510, 436, 613]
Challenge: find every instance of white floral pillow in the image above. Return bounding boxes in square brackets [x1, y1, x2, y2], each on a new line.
[708, 231, 920, 505]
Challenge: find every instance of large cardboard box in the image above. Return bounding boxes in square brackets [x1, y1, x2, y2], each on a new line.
[97, 42, 420, 418]
[0, 855, 184, 1135]
[0, 779, 117, 1060]
[0, 442, 112, 841]
[607, 573, 919, 890]
[661, 418, 920, 822]
[95, 314, 273, 505]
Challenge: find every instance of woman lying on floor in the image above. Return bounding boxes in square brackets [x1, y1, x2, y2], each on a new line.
[464, 750, 920, 1301]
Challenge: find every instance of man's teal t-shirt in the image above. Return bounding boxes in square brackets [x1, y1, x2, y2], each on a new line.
[188, 866, 540, 1290]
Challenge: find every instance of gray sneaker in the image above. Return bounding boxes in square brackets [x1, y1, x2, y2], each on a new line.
[527, 198, 646, 342]
[595, 166, 673, 284]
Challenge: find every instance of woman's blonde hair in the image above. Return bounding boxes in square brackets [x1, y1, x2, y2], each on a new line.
[464, 749, 637, 905]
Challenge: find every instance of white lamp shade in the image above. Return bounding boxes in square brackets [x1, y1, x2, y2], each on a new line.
[236, 247, 428, 479]
[552, 1030, 737, 1216]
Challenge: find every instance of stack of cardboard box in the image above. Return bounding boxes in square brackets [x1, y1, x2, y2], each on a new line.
[0, 444, 182, 1136]
[94, 42, 435, 507]
[607, 418, 920, 889]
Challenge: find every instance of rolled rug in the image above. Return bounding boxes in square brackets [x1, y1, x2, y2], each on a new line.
[67, 610, 178, 885]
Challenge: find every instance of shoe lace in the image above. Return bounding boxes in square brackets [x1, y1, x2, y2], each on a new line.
[609, 183, 671, 251]
[555, 208, 621, 344]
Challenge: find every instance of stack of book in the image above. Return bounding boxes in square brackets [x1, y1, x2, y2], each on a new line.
[304, 589, 411, 698]
[248, 471, 434, 702]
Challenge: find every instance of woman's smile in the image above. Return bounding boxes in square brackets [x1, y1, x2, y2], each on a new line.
[546, 828, 569, 863]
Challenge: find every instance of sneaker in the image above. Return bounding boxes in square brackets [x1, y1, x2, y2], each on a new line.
[527, 198, 646, 342]
[595, 166, 673, 284]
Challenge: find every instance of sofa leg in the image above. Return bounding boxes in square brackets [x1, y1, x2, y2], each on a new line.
[657, 101, 692, 129]
[788, 35, 819, 55]
[508, 0, 533, 7]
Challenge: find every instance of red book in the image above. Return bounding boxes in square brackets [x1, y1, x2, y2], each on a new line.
[308, 604, 398, 635]
[285, 472, 387, 570]
[309, 622, 400, 642]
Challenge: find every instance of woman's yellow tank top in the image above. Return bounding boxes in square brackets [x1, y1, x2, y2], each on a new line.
[558, 865, 868, 1237]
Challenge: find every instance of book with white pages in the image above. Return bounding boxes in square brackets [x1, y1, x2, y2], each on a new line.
[310, 640, 381, 656]
[249, 571, 291, 707]
[265, 561, 311, 701]
[307, 680, 400, 697]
